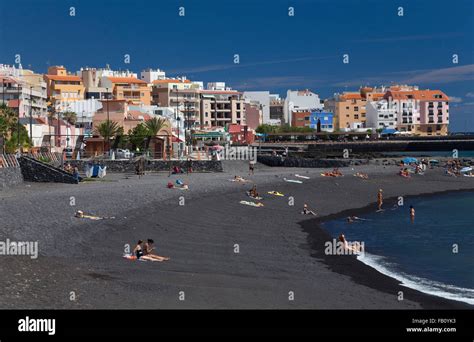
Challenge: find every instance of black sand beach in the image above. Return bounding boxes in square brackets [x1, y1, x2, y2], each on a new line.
[1, 161, 473, 309]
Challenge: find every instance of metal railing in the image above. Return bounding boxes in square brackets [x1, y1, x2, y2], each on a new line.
[0, 154, 20, 168]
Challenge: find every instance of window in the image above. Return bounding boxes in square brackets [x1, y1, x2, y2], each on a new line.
[354, 114, 359, 119]
[237, 112, 241, 119]
[141, 93, 144, 96]
[205, 112, 208, 117]
[346, 114, 350, 118]
[354, 106, 359, 111]
[346, 106, 349, 110]
[236, 103, 241, 110]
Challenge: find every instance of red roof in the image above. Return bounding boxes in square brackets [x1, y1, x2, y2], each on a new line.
[44, 75, 82, 82]
[108, 77, 147, 84]
[386, 90, 449, 101]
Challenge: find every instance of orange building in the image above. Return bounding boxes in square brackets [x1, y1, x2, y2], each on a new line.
[105, 77, 151, 105]
[326, 87, 386, 131]
[43, 66, 85, 102]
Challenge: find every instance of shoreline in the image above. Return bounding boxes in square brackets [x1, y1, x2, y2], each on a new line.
[302, 188, 474, 309]
[1, 162, 474, 309]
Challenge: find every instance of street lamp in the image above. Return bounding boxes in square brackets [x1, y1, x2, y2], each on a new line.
[29, 86, 33, 147]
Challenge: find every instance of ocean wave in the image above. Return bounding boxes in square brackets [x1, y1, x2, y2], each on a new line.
[357, 253, 474, 305]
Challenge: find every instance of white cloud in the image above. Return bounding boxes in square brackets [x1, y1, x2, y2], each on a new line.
[449, 96, 463, 103]
[403, 64, 474, 84]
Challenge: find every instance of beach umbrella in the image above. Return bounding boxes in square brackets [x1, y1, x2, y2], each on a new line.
[402, 157, 418, 164]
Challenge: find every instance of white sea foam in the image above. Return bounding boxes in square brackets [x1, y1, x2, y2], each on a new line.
[357, 253, 474, 305]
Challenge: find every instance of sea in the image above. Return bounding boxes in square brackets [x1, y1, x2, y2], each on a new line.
[322, 191, 474, 305]
[384, 151, 474, 158]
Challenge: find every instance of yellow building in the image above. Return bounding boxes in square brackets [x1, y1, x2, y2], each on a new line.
[43, 66, 85, 102]
[326, 87, 385, 131]
[105, 77, 151, 106]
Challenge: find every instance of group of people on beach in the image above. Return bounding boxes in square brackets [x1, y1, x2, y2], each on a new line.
[133, 239, 169, 262]
[322, 168, 343, 177]
[64, 163, 80, 180]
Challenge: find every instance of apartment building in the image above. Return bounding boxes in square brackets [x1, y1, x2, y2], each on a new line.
[284, 89, 323, 124]
[365, 99, 397, 131]
[384, 89, 449, 135]
[325, 87, 386, 131]
[269, 95, 284, 123]
[103, 76, 151, 106]
[44, 66, 85, 103]
[200, 89, 245, 128]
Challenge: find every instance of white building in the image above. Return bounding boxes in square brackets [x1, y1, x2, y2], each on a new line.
[243, 91, 278, 125]
[284, 89, 323, 124]
[366, 99, 397, 131]
[140, 68, 166, 83]
[63, 99, 103, 126]
[207, 82, 228, 91]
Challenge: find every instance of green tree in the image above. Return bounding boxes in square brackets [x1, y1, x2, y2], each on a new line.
[0, 103, 18, 139]
[128, 123, 149, 150]
[94, 120, 121, 151]
[62, 111, 77, 126]
[144, 117, 168, 148]
[5, 124, 30, 153]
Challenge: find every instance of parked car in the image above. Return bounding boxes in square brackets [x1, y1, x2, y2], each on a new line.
[115, 149, 133, 159]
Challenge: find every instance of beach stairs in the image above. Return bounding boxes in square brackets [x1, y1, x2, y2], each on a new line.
[18, 156, 81, 184]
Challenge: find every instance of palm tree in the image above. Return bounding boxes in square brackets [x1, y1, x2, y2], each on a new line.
[94, 120, 121, 152]
[144, 117, 168, 139]
[62, 111, 77, 126]
[0, 103, 18, 139]
[144, 117, 169, 156]
[62, 111, 77, 148]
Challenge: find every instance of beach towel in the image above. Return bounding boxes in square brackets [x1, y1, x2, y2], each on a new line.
[283, 178, 302, 184]
[123, 254, 137, 260]
[239, 200, 264, 207]
[295, 174, 310, 179]
[98, 166, 107, 178]
[85, 165, 93, 178]
[176, 179, 184, 185]
[267, 191, 284, 196]
[92, 165, 100, 177]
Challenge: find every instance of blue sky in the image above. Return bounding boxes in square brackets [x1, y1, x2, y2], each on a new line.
[1, 0, 473, 131]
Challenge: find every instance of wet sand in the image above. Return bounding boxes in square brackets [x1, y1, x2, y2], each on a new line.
[0, 161, 473, 309]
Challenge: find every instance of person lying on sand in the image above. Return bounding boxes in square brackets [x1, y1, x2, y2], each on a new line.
[301, 203, 317, 216]
[232, 175, 249, 182]
[75, 210, 114, 220]
[322, 168, 344, 177]
[354, 172, 368, 179]
[399, 168, 410, 178]
[142, 239, 170, 262]
[167, 181, 189, 190]
[338, 233, 363, 253]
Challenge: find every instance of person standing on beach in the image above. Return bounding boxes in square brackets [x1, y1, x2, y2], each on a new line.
[249, 160, 255, 175]
[377, 189, 383, 211]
